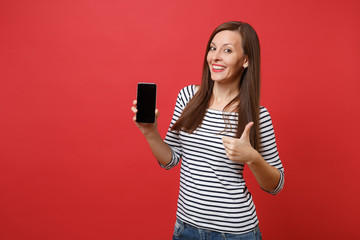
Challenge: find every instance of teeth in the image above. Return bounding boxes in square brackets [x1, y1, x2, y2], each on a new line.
[213, 65, 225, 70]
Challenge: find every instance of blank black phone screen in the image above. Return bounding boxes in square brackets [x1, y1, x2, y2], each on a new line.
[136, 83, 157, 123]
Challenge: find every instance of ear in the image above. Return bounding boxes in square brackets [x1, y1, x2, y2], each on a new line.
[243, 56, 249, 68]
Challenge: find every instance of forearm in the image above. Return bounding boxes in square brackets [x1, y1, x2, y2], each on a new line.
[247, 152, 281, 193]
[144, 129, 172, 167]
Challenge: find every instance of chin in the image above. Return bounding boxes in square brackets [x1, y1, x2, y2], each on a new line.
[210, 75, 228, 82]
[211, 77, 223, 82]
[210, 74, 225, 82]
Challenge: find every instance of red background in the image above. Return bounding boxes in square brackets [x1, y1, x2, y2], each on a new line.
[1, 0, 359, 239]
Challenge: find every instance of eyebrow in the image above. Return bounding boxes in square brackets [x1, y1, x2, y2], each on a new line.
[210, 42, 235, 47]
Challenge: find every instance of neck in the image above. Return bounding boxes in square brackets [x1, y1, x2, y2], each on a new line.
[209, 81, 240, 111]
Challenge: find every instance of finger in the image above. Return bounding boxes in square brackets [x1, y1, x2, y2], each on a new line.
[133, 99, 137, 105]
[155, 109, 160, 118]
[222, 137, 234, 151]
[222, 142, 231, 152]
[131, 106, 138, 114]
[222, 136, 233, 144]
[240, 122, 254, 140]
[223, 147, 232, 160]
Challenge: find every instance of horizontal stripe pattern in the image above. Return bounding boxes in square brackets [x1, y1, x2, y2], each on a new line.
[163, 85, 284, 234]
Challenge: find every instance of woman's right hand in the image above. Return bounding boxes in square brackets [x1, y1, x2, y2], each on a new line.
[131, 100, 160, 137]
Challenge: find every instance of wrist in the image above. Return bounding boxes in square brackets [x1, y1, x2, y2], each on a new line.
[143, 127, 160, 139]
[246, 150, 262, 166]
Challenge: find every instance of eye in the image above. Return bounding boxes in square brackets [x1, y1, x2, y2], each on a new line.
[224, 48, 232, 53]
[209, 46, 216, 51]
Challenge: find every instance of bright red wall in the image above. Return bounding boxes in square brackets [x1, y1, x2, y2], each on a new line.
[1, 0, 359, 239]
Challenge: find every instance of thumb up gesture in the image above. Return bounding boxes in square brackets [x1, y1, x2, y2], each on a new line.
[222, 122, 260, 164]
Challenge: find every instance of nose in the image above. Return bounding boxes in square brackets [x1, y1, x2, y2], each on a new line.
[209, 49, 222, 62]
[213, 49, 222, 61]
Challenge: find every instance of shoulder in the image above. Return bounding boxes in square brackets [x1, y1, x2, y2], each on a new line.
[178, 85, 198, 97]
[177, 85, 199, 106]
[260, 106, 270, 116]
[259, 106, 274, 125]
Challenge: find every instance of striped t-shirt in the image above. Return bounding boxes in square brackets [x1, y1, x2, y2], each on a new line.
[163, 85, 285, 234]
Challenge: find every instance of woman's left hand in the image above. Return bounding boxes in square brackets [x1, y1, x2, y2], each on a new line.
[222, 122, 260, 164]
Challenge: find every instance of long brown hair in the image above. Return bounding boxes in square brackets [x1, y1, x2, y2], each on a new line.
[171, 21, 261, 150]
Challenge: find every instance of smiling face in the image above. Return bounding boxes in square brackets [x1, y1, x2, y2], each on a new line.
[207, 30, 248, 84]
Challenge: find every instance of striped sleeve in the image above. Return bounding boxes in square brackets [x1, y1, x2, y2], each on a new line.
[161, 85, 195, 170]
[258, 107, 285, 195]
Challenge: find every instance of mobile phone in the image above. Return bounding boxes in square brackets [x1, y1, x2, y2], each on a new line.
[136, 83, 157, 123]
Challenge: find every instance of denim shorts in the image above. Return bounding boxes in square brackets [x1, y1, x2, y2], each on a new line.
[172, 218, 262, 240]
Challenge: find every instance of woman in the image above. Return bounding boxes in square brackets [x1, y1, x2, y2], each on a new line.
[131, 21, 284, 240]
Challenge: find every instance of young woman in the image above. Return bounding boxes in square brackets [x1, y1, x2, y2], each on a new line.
[131, 21, 284, 240]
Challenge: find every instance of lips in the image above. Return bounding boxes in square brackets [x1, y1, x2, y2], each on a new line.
[212, 64, 226, 72]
